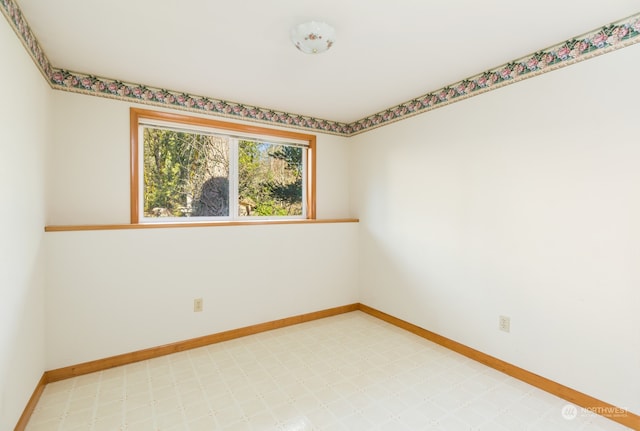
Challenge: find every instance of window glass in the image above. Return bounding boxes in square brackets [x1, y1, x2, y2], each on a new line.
[131, 109, 316, 223]
[143, 127, 230, 218]
[238, 141, 304, 217]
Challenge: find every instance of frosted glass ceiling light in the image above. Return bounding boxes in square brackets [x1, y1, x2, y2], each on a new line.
[291, 21, 335, 54]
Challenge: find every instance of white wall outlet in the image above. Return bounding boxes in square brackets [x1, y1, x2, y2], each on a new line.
[194, 298, 203, 312]
[499, 315, 510, 332]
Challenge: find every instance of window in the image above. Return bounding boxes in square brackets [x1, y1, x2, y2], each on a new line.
[130, 108, 316, 223]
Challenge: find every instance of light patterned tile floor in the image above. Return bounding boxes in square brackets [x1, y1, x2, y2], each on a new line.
[26, 312, 631, 430]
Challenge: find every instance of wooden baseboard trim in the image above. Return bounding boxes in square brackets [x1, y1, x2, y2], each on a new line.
[18, 304, 358, 429]
[45, 303, 359, 383]
[14, 373, 47, 431]
[357, 303, 639, 430]
[19, 303, 637, 430]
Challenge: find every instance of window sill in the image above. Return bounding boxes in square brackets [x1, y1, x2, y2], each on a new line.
[44, 218, 359, 232]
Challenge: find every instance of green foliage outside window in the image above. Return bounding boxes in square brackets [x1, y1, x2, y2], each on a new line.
[238, 141, 302, 216]
[143, 127, 303, 218]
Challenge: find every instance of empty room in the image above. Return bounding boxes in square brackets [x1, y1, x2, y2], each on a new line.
[1, 1, 639, 430]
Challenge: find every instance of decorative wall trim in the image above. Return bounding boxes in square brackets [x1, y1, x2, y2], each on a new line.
[45, 10, 640, 137]
[50, 71, 352, 137]
[2, 0, 639, 136]
[349, 14, 640, 135]
[0, 0, 52, 81]
[358, 304, 640, 430]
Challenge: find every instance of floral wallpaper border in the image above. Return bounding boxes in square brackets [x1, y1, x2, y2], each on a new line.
[350, 14, 640, 135]
[48, 71, 353, 136]
[1, 0, 639, 137]
[1, 0, 52, 80]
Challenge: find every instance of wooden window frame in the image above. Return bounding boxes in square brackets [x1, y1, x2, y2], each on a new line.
[130, 108, 316, 224]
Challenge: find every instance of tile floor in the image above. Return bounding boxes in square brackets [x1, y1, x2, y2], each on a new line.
[26, 312, 631, 431]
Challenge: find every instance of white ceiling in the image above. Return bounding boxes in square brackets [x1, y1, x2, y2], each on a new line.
[15, 0, 640, 124]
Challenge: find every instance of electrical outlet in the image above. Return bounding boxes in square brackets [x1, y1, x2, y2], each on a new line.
[194, 298, 203, 312]
[499, 315, 510, 333]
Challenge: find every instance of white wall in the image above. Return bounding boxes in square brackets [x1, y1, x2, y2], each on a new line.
[350, 44, 640, 414]
[0, 16, 50, 430]
[45, 93, 357, 369]
[45, 223, 358, 369]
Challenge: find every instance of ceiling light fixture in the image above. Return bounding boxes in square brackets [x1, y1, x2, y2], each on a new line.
[290, 21, 335, 54]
